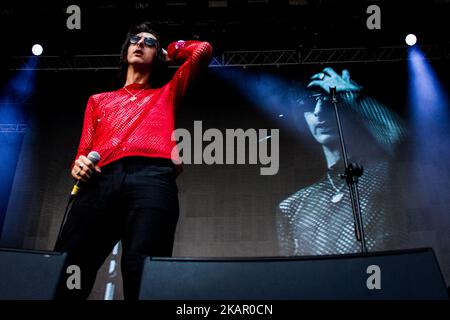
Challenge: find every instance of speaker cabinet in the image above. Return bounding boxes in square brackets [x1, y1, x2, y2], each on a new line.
[139, 248, 447, 300]
[0, 248, 67, 300]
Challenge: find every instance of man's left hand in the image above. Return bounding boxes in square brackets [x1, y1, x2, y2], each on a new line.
[307, 67, 361, 93]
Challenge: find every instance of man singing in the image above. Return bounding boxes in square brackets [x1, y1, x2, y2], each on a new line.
[54, 22, 212, 300]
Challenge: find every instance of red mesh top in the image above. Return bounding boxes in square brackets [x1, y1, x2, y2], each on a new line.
[74, 40, 213, 168]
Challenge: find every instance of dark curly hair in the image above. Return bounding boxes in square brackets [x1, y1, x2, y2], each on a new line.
[119, 22, 168, 87]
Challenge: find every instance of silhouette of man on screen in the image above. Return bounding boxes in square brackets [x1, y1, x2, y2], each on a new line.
[277, 67, 408, 255]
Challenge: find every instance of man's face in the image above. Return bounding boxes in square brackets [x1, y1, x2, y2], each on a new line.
[303, 94, 339, 146]
[126, 32, 158, 68]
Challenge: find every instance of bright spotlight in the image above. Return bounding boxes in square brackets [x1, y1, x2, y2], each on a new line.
[405, 34, 417, 46]
[31, 44, 43, 56]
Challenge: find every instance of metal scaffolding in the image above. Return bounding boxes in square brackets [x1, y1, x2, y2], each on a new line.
[8, 45, 450, 71]
[0, 123, 28, 133]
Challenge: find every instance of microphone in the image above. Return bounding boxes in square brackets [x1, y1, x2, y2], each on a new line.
[71, 151, 101, 196]
[330, 86, 338, 103]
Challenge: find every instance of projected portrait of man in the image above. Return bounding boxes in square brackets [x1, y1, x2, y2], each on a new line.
[277, 67, 409, 256]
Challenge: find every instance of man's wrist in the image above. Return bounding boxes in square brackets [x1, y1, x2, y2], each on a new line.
[338, 88, 363, 103]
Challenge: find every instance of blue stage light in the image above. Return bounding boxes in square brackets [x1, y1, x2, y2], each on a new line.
[405, 34, 417, 46]
[31, 44, 43, 56]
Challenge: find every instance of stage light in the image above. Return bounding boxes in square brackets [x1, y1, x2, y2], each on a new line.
[408, 47, 448, 123]
[405, 34, 417, 46]
[31, 44, 43, 56]
[407, 45, 450, 211]
[0, 56, 38, 241]
[212, 68, 303, 136]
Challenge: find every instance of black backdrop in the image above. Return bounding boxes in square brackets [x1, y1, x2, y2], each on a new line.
[0, 58, 449, 299]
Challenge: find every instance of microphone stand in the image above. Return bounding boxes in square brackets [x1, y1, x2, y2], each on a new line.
[55, 194, 76, 246]
[330, 87, 368, 253]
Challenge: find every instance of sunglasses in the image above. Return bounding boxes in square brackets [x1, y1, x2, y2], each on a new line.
[308, 93, 331, 103]
[295, 93, 332, 112]
[129, 35, 158, 48]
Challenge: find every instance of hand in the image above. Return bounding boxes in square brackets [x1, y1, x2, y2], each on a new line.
[307, 68, 361, 94]
[71, 155, 101, 182]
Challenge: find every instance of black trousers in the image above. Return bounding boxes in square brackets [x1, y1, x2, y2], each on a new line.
[54, 157, 179, 300]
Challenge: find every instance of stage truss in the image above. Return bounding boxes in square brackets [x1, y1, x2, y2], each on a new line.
[8, 45, 450, 71]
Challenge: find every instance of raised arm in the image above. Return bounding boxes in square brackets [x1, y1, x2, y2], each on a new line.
[166, 40, 213, 105]
[307, 67, 407, 154]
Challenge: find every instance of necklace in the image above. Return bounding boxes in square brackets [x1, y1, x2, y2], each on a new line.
[327, 172, 345, 203]
[123, 87, 146, 101]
